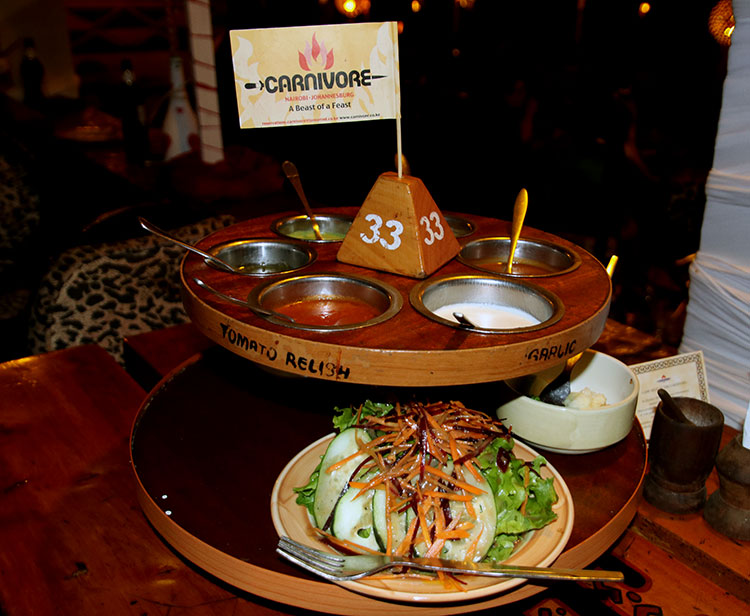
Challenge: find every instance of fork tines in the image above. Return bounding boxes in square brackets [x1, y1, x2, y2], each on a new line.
[277, 536, 344, 576]
[278, 536, 343, 562]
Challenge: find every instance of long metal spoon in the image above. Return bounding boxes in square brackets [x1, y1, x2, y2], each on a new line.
[282, 160, 323, 241]
[139, 217, 237, 274]
[506, 188, 528, 274]
[538, 254, 619, 405]
[191, 277, 296, 323]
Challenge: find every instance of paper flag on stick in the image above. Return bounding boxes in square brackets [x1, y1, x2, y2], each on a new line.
[229, 22, 400, 129]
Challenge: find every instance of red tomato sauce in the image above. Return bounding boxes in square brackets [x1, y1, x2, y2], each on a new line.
[275, 296, 382, 326]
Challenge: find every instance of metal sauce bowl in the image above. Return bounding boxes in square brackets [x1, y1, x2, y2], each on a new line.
[444, 215, 476, 238]
[272, 214, 354, 243]
[410, 274, 564, 334]
[205, 239, 316, 276]
[247, 273, 403, 331]
[458, 237, 581, 277]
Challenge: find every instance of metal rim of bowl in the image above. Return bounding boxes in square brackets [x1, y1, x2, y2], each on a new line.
[409, 273, 564, 334]
[205, 238, 317, 276]
[443, 214, 476, 238]
[271, 213, 355, 244]
[457, 236, 582, 278]
[246, 272, 403, 332]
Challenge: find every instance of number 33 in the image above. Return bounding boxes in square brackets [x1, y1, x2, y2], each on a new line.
[420, 211, 445, 246]
[360, 214, 403, 251]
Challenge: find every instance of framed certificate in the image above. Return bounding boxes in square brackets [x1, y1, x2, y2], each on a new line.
[631, 351, 709, 439]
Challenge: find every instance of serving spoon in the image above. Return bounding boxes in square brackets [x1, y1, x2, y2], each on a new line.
[139, 217, 238, 274]
[452, 312, 478, 329]
[282, 160, 323, 241]
[191, 277, 296, 323]
[506, 188, 528, 274]
[538, 254, 620, 405]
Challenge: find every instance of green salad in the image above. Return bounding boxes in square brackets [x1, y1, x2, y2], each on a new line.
[295, 400, 558, 563]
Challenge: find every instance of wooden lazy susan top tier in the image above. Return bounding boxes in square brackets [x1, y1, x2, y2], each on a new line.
[181, 207, 611, 387]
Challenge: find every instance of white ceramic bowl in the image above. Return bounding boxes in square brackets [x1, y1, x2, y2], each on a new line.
[496, 350, 639, 454]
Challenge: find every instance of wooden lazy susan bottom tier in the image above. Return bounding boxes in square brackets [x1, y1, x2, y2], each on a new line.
[130, 348, 647, 615]
[181, 208, 612, 386]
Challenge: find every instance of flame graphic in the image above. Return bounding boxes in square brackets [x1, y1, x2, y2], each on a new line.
[298, 34, 334, 71]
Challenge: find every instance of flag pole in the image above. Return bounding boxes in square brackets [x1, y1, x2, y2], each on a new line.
[397, 116, 403, 177]
[393, 20, 402, 178]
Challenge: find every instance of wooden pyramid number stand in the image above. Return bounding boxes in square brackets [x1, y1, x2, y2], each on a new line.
[337, 172, 461, 278]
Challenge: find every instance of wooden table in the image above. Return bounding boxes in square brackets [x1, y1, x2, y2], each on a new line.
[1, 326, 747, 615]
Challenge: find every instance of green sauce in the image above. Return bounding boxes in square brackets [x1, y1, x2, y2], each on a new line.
[287, 228, 346, 241]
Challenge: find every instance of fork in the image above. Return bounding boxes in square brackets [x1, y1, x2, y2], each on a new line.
[277, 536, 624, 583]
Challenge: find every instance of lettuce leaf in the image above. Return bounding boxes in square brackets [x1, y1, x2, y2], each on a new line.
[476, 437, 558, 562]
[293, 459, 321, 515]
[332, 400, 393, 432]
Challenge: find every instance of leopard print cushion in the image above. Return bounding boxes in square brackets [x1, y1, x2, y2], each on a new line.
[27, 215, 234, 364]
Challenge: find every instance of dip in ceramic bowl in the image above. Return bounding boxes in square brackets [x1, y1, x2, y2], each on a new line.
[496, 350, 640, 454]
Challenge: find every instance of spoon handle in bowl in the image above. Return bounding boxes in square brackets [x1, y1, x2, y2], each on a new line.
[506, 188, 528, 274]
[139, 217, 235, 273]
[282, 161, 323, 241]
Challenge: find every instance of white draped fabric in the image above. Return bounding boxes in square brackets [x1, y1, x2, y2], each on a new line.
[679, 1, 750, 429]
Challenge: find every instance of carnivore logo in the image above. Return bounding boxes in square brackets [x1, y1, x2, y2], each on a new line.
[299, 34, 334, 71]
[244, 31, 384, 95]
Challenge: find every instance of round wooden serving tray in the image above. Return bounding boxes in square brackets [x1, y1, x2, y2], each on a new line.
[181, 208, 611, 386]
[131, 348, 646, 615]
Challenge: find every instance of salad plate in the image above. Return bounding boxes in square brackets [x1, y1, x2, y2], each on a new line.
[271, 433, 574, 604]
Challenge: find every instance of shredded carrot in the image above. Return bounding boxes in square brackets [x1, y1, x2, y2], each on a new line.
[423, 490, 473, 502]
[448, 432, 461, 462]
[314, 400, 517, 588]
[464, 499, 476, 520]
[325, 449, 366, 473]
[463, 523, 484, 563]
[393, 516, 419, 556]
[424, 465, 484, 495]
[416, 499, 433, 549]
[425, 428, 447, 464]
[462, 459, 483, 483]
[435, 529, 471, 540]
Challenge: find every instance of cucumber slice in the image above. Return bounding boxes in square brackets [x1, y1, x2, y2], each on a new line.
[331, 471, 380, 551]
[442, 470, 496, 562]
[413, 469, 497, 562]
[372, 489, 411, 552]
[313, 428, 371, 528]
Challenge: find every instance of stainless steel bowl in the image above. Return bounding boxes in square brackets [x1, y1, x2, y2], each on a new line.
[247, 272, 403, 331]
[205, 239, 316, 275]
[410, 274, 563, 333]
[458, 237, 580, 277]
[271, 214, 354, 243]
[444, 215, 476, 238]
